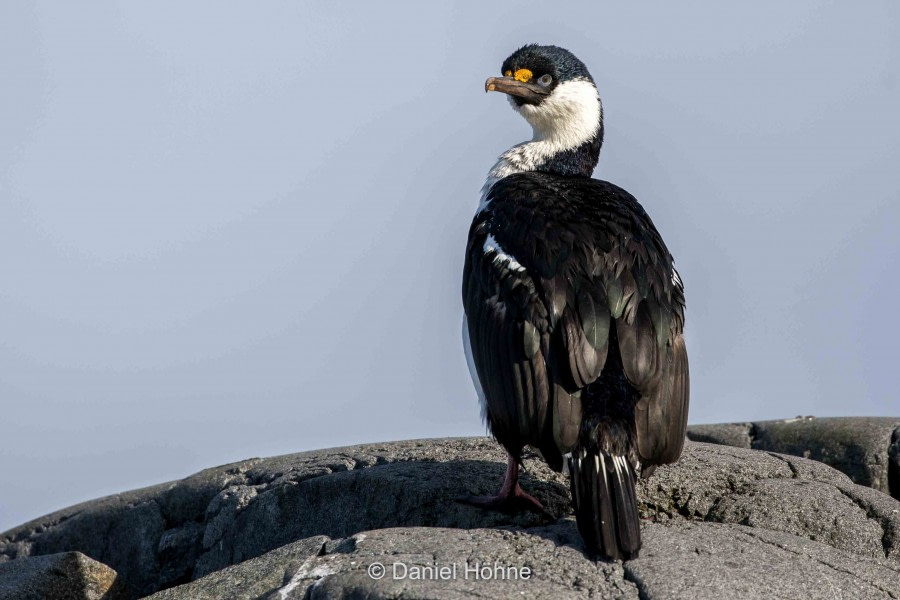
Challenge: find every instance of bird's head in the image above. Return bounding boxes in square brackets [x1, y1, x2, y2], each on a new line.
[486, 44, 603, 151]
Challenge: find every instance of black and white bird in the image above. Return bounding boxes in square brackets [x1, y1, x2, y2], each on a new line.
[462, 44, 689, 560]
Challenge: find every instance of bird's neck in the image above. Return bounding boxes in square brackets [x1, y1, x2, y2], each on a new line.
[481, 86, 603, 202]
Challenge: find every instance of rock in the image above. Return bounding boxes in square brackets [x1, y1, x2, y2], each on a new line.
[145, 520, 900, 600]
[156, 522, 204, 589]
[144, 536, 330, 600]
[687, 416, 900, 499]
[626, 521, 900, 600]
[0, 438, 566, 597]
[0, 487, 167, 596]
[0, 551, 127, 600]
[685, 422, 753, 448]
[2, 437, 900, 599]
[706, 478, 884, 557]
[145, 526, 638, 600]
[637, 442, 900, 560]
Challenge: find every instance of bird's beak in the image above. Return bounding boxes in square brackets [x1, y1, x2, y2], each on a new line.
[484, 76, 549, 105]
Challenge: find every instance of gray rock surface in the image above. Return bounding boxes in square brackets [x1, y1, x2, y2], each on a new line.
[145, 519, 900, 600]
[639, 442, 900, 560]
[685, 421, 755, 448]
[687, 416, 900, 499]
[0, 438, 565, 597]
[2, 436, 900, 599]
[144, 536, 331, 600]
[146, 525, 638, 600]
[627, 521, 900, 600]
[0, 551, 127, 600]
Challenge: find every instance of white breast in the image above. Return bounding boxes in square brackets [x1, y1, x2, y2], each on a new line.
[478, 78, 602, 213]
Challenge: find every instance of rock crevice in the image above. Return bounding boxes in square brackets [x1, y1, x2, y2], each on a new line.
[688, 417, 900, 500]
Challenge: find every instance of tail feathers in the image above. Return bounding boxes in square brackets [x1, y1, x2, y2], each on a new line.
[568, 451, 641, 560]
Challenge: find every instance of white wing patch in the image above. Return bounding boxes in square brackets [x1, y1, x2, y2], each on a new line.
[464, 236, 534, 415]
[483, 234, 526, 273]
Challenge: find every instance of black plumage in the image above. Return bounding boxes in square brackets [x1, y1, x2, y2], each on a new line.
[462, 44, 689, 561]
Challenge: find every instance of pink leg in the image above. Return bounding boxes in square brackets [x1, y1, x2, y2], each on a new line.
[459, 455, 548, 515]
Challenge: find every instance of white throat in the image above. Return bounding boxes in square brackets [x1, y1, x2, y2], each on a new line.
[479, 78, 601, 209]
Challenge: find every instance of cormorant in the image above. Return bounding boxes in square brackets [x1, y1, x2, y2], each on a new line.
[462, 44, 689, 560]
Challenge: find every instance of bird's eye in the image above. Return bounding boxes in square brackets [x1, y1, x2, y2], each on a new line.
[537, 74, 553, 87]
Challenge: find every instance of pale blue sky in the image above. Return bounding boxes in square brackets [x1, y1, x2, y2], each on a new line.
[2, 1, 898, 532]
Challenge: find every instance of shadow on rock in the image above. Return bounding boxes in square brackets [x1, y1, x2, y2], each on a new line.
[193, 458, 569, 579]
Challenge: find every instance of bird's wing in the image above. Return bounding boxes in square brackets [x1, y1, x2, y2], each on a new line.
[575, 179, 689, 467]
[609, 227, 689, 466]
[462, 217, 556, 456]
[482, 173, 689, 466]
